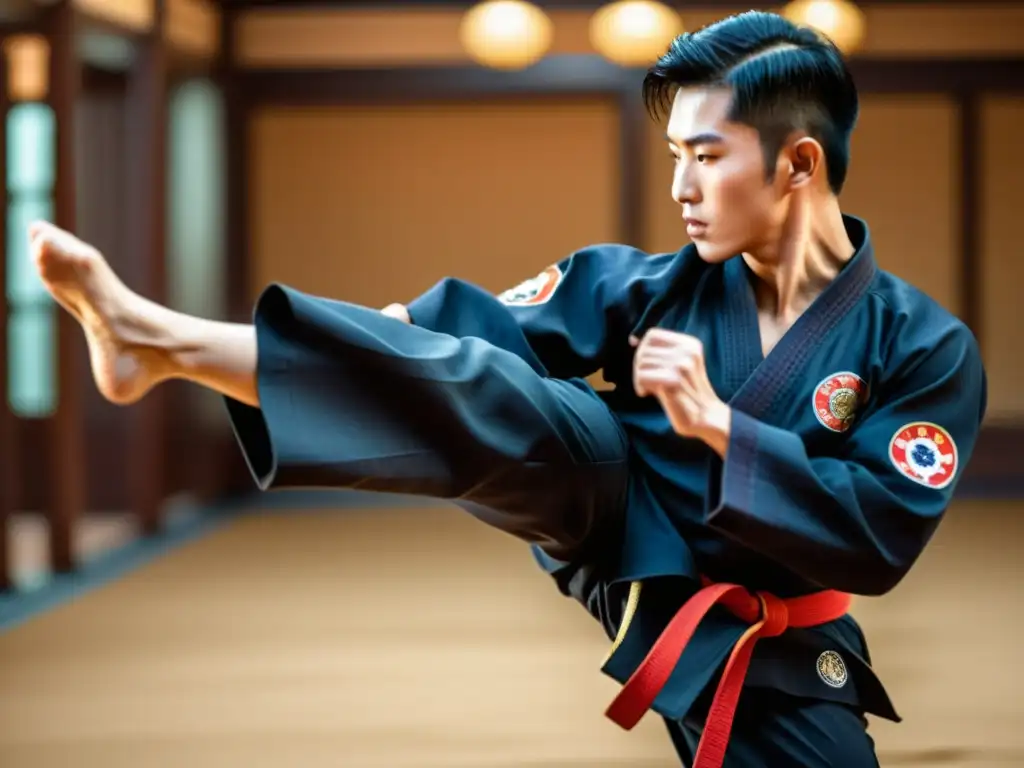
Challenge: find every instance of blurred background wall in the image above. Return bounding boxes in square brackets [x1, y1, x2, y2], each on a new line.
[1, 1, 1022, 765]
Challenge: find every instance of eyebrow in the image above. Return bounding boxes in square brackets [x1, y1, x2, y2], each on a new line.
[666, 132, 726, 148]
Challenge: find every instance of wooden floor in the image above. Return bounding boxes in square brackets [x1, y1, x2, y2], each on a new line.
[0, 499, 1021, 767]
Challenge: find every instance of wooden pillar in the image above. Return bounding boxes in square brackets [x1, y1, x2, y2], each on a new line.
[124, 2, 168, 535]
[46, 1, 84, 572]
[0, 43, 12, 591]
[215, 6, 250, 499]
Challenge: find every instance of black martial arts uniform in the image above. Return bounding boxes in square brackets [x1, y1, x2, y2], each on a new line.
[225, 215, 987, 767]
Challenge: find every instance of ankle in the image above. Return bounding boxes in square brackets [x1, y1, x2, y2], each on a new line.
[105, 294, 188, 377]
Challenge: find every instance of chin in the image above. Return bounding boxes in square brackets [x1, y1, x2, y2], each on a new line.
[691, 238, 739, 264]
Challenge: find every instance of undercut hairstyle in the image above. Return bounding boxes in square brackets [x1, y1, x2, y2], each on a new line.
[643, 10, 860, 194]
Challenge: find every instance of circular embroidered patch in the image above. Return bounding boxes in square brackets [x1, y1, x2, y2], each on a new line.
[497, 265, 563, 307]
[817, 650, 848, 689]
[889, 422, 959, 489]
[813, 371, 867, 433]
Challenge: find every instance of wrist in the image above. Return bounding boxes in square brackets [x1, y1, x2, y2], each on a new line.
[699, 401, 731, 458]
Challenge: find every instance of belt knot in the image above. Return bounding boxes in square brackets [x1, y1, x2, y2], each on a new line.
[755, 592, 788, 638]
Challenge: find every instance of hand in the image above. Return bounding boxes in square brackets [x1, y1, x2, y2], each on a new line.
[381, 303, 411, 323]
[630, 329, 731, 456]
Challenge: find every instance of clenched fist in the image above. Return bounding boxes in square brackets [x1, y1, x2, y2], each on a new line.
[630, 329, 731, 457]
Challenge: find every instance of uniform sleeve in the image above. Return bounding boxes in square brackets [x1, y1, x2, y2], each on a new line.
[705, 326, 987, 597]
[405, 244, 647, 380]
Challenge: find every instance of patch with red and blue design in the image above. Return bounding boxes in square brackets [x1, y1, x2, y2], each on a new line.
[889, 422, 959, 489]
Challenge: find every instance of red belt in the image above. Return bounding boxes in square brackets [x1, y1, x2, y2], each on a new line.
[604, 579, 851, 768]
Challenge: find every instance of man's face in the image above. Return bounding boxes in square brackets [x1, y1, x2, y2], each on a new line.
[665, 86, 788, 262]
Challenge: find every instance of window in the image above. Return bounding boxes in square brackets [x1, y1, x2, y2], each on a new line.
[168, 78, 226, 425]
[6, 102, 57, 417]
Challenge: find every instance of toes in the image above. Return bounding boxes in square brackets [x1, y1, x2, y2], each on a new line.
[27, 220, 56, 245]
[31, 235, 49, 271]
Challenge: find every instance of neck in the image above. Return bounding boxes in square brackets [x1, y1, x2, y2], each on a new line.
[742, 194, 855, 320]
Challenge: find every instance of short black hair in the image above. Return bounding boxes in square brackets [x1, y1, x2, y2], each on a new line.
[643, 10, 859, 194]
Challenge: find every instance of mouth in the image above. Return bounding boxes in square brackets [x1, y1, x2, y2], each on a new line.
[684, 217, 708, 238]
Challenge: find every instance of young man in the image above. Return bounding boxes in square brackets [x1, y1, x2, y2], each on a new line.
[31, 10, 985, 768]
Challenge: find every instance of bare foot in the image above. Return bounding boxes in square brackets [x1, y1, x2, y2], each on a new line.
[30, 221, 167, 405]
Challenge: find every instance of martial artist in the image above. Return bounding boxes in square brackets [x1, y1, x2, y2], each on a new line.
[30, 10, 986, 767]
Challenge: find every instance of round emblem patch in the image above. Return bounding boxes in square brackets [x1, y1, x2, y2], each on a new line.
[813, 372, 867, 433]
[497, 265, 563, 307]
[889, 422, 958, 489]
[816, 650, 848, 689]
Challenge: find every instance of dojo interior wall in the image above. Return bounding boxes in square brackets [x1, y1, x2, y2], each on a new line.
[979, 97, 1024, 422]
[247, 94, 966, 311]
[247, 99, 621, 312]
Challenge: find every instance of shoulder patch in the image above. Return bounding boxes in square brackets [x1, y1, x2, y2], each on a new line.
[813, 372, 867, 433]
[497, 265, 563, 307]
[888, 422, 959, 489]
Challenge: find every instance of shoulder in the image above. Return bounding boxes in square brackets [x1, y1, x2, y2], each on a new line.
[868, 269, 984, 383]
[560, 242, 706, 296]
[493, 242, 703, 319]
[560, 242, 685, 279]
[869, 269, 974, 344]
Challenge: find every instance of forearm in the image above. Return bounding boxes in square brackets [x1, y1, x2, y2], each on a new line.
[696, 402, 731, 459]
[704, 411, 931, 595]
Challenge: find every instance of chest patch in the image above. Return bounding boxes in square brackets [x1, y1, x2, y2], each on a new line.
[813, 372, 867, 433]
[889, 422, 959, 489]
[498, 265, 563, 307]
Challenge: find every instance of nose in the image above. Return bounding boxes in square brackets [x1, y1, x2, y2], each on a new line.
[671, 158, 700, 207]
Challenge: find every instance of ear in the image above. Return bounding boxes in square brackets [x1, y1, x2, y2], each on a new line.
[787, 136, 824, 189]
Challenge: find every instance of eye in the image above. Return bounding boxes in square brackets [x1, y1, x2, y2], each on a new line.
[696, 154, 716, 164]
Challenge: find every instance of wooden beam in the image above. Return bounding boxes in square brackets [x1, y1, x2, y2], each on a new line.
[240, 56, 639, 105]
[81, 64, 128, 92]
[214, 0, 1024, 9]
[123, 0, 168, 535]
[849, 58, 1024, 93]
[46, 0, 85, 572]
[0, 43, 12, 592]
[238, 57, 1024, 107]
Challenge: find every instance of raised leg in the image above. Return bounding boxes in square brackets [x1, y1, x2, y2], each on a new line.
[30, 221, 628, 560]
[224, 281, 629, 559]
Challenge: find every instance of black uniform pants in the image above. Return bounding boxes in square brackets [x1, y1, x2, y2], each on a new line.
[667, 686, 880, 767]
[224, 283, 630, 561]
